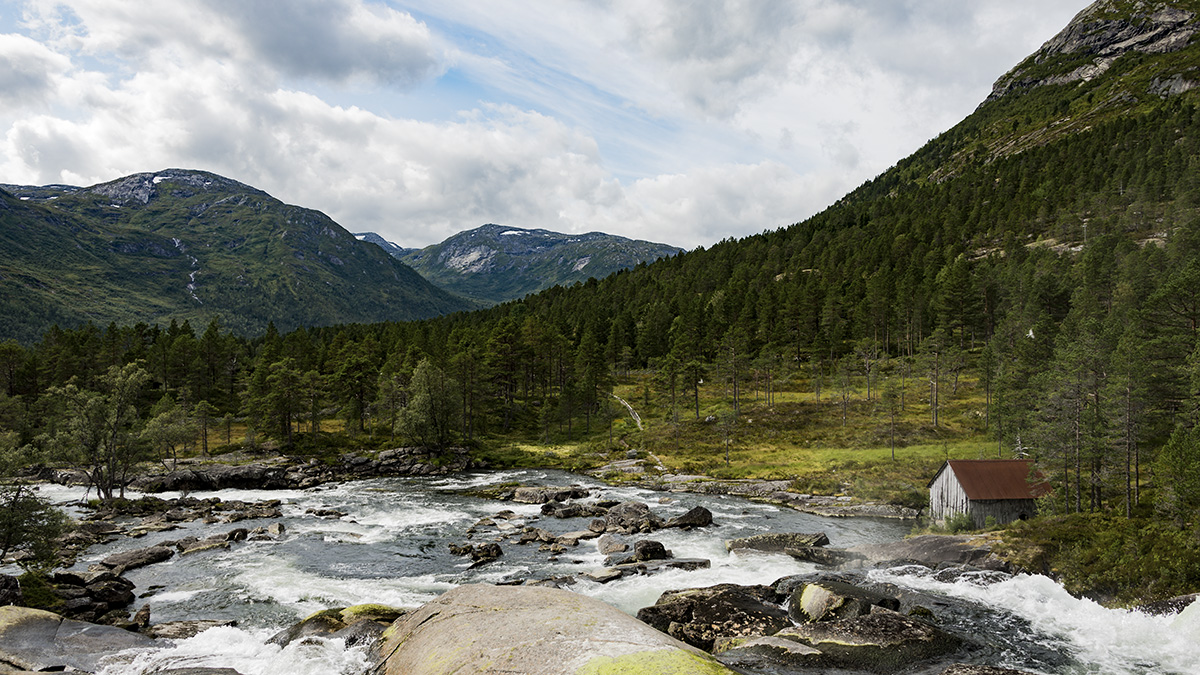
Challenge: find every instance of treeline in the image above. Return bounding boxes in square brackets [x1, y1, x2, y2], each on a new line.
[2, 93, 1199, 524]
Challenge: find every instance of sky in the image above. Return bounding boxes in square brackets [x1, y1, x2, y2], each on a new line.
[0, 0, 1086, 250]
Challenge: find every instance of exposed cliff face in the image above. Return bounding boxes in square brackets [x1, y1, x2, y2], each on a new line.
[987, 1, 1200, 103]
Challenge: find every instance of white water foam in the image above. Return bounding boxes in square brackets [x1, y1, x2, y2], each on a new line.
[230, 554, 452, 616]
[872, 568, 1200, 675]
[579, 546, 811, 615]
[97, 626, 369, 675]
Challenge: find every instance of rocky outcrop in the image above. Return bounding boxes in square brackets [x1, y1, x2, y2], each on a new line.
[636, 584, 790, 652]
[726, 531, 830, 553]
[270, 604, 405, 649]
[604, 500, 665, 533]
[718, 609, 964, 674]
[987, 3, 1199, 103]
[448, 542, 503, 567]
[124, 448, 481, 494]
[847, 535, 1007, 570]
[0, 605, 154, 673]
[1135, 592, 1200, 615]
[665, 505, 714, 529]
[97, 545, 174, 572]
[130, 463, 291, 492]
[371, 584, 738, 675]
[0, 575, 22, 606]
[788, 579, 901, 623]
[511, 486, 590, 504]
[48, 570, 136, 624]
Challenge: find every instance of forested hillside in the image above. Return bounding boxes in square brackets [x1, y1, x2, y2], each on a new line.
[4, 0, 1200, 536]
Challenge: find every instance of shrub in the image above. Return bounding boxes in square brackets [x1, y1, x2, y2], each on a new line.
[945, 512, 974, 533]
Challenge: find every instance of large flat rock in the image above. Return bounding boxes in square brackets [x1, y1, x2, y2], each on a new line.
[372, 584, 738, 675]
[0, 605, 154, 673]
[848, 535, 998, 568]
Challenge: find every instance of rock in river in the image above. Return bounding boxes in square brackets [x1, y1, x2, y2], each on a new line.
[734, 609, 964, 673]
[726, 531, 830, 553]
[789, 579, 901, 623]
[0, 605, 154, 673]
[636, 583, 790, 652]
[372, 583, 738, 675]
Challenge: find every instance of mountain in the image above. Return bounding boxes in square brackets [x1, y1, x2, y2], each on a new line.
[892, 0, 1200, 184]
[0, 169, 477, 343]
[354, 232, 415, 259]
[392, 224, 684, 305]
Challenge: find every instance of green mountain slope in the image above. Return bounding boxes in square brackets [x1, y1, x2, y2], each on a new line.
[393, 224, 683, 305]
[0, 169, 477, 342]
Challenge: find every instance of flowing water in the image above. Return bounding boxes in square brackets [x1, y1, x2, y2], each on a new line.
[20, 470, 1200, 675]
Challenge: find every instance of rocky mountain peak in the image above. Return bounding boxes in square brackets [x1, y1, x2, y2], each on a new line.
[87, 169, 265, 205]
[986, 1, 1199, 103]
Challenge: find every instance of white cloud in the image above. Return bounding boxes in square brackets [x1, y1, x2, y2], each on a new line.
[20, 0, 441, 86]
[0, 0, 1087, 251]
[0, 33, 70, 109]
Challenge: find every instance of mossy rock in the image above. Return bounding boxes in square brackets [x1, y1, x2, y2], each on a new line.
[340, 603, 406, 624]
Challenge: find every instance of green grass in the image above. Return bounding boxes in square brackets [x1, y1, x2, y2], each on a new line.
[472, 367, 997, 506]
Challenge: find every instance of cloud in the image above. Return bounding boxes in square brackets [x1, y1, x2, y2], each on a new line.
[212, 0, 441, 86]
[0, 0, 1086, 252]
[0, 33, 70, 109]
[20, 0, 441, 87]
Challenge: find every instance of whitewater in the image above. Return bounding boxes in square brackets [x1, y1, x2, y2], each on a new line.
[18, 470, 1200, 675]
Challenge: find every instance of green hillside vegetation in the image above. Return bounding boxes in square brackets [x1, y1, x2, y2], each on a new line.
[4, 0, 1200, 602]
[397, 224, 683, 305]
[0, 170, 477, 343]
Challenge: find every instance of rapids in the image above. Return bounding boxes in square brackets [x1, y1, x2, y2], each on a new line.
[15, 470, 1199, 675]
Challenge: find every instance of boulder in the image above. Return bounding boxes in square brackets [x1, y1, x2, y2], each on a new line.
[1135, 593, 1200, 616]
[511, 486, 590, 504]
[714, 635, 824, 671]
[372, 584, 738, 675]
[611, 559, 710, 577]
[636, 584, 790, 652]
[605, 501, 664, 533]
[449, 542, 503, 567]
[665, 506, 714, 529]
[145, 620, 232, 640]
[270, 604, 405, 648]
[767, 609, 964, 673]
[0, 605, 154, 673]
[786, 546, 864, 567]
[98, 545, 174, 571]
[726, 532, 830, 553]
[631, 539, 672, 562]
[596, 534, 628, 555]
[0, 575, 22, 606]
[849, 535, 1002, 570]
[789, 579, 901, 623]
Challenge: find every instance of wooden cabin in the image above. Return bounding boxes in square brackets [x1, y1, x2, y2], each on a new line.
[927, 459, 1049, 527]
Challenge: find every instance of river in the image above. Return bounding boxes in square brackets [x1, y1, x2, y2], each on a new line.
[21, 470, 1200, 675]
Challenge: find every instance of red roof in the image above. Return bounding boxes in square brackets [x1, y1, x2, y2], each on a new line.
[930, 460, 1051, 500]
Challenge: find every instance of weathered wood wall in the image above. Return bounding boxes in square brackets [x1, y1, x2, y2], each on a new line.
[929, 467, 1037, 527]
[929, 468, 970, 522]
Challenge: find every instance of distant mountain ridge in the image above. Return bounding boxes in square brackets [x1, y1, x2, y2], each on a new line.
[379, 223, 683, 305]
[0, 169, 477, 342]
[354, 232, 415, 259]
